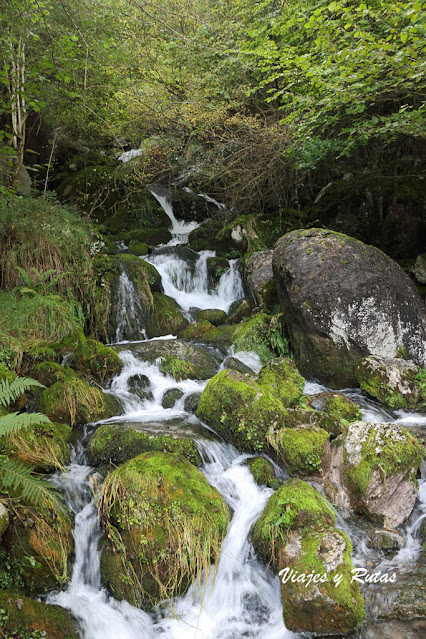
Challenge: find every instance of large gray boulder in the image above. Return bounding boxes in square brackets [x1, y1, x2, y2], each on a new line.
[245, 250, 278, 311]
[273, 228, 426, 387]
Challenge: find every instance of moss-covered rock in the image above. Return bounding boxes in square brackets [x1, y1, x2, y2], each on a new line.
[355, 356, 426, 411]
[1, 421, 71, 472]
[100, 451, 230, 606]
[196, 369, 284, 453]
[7, 506, 73, 593]
[267, 423, 330, 475]
[227, 299, 252, 324]
[246, 457, 281, 490]
[252, 479, 364, 635]
[0, 503, 9, 537]
[197, 309, 227, 326]
[40, 376, 120, 426]
[33, 361, 73, 387]
[0, 592, 79, 639]
[310, 391, 362, 425]
[152, 293, 188, 336]
[117, 339, 220, 381]
[127, 240, 148, 256]
[127, 227, 172, 246]
[343, 421, 424, 527]
[257, 358, 305, 407]
[206, 256, 230, 288]
[178, 320, 214, 339]
[68, 337, 123, 384]
[88, 423, 200, 466]
[162, 388, 184, 408]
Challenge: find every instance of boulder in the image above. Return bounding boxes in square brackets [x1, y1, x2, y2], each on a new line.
[355, 356, 425, 411]
[310, 391, 362, 424]
[183, 391, 202, 413]
[162, 388, 184, 407]
[178, 320, 214, 339]
[373, 565, 426, 621]
[273, 229, 426, 388]
[246, 457, 281, 490]
[100, 452, 229, 606]
[128, 373, 152, 401]
[88, 423, 200, 466]
[412, 253, 426, 285]
[267, 422, 330, 475]
[227, 298, 252, 324]
[252, 479, 364, 635]
[0, 592, 79, 639]
[197, 308, 227, 326]
[127, 240, 148, 256]
[342, 422, 424, 528]
[68, 337, 123, 384]
[152, 293, 188, 335]
[206, 256, 230, 288]
[127, 227, 172, 246]
[171, 188, 219, 222]
[245, 249, 278, 311]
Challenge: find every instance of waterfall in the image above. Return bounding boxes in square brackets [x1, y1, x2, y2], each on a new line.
[115, 268, 147, 343]
[149, 188, 199, 245]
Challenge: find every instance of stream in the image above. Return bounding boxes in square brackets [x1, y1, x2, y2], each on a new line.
[47, 192, 426, 638]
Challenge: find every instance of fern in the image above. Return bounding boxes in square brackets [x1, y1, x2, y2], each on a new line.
[0, 412, 51, 437]
[0, 456, 65, 514]
[0, 377, 44, 408]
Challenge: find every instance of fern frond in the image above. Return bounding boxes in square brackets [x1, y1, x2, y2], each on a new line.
[0, 456, 66, 514]
[0, 412, 51, 437]
[0, 377, 45, 408]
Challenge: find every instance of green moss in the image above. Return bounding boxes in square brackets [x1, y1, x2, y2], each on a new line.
[158, 356, 196, 381]
[0, 592, 79, 639]
[127, 240, 148, 256]
[1, 421, 71, 471]
[152, 293, 188, 336]
[178, 320, 214, 339]
[355, 358, 426, 411]
[319, 393, 362, 423]
[268, 425, 330, 475]
[69, 336, 123, 384]
[40, 375, 120, 426]
[197, 369, 284, 453]
[246, 457, 281, 490]
[127, 227, 172, 246]
[345, 423, 424, 500]
[201, 314, 276, 363]
[257, 358, 305, 407]
[88, 423, 200, 466]
[197, 309, 227, 326]
[100, 451, 230, 606]
[33, 361, 73, 387]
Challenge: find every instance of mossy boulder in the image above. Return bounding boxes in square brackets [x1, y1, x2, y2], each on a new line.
[196, 369, 285, 453]
[227, 298, 252, 324]
[246, 457, 281, 490]
[88, 423, 200, 466]
[127, 227, 172, 246]
[40, 376, 120, 426]
[117, 339, 220, 380]
[0, 592, 79, 639]
[33, 361, 73, 387]
[0, 503, 9, 537]
[197, 308, 227, 326]
[206, 256, 230, 288]
[68, 337, 123, 384]
[245, 249, 279, 312]
[162, 388, 184, 408]
[273, 228, 426, 387]
[152, 293, 188, 336]
[310, 391, 362, 425]
[257, 358, 305, 407]
[343, 421, 424, 528]
[1, 421, 71, 472]
[100, 451, 230, 606]
[178, 320, 214, 339]
[252, 479, 364, 635]
[188, 217, 235, 255]
[7, 507, 73, 593]
[127, 240, 148, 256]
[267, 423, 330, 475]
[355, 356, 426, 411]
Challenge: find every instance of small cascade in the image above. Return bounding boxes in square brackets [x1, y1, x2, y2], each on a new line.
[115, 268, 147, 343]
[147, 250, 243, 315]
[149, 187, 199, 245]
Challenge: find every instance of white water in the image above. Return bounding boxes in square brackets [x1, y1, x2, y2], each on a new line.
[150, 189, 199, 245]
[147, 250, 244, 314]
[115, 269, 146, 343]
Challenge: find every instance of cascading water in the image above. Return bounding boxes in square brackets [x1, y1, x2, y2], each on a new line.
[149, 188, 199, 245]
[115, 268, 147, 343]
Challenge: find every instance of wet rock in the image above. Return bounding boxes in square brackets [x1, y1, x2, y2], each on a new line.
[0, 592, 79, 639]
[246, 457, 281, 490]
[128, 373, 152, 400]
[127, 240, 148, 256]
[206, 256, 229, 288]
[310, 391, 362, 424]
[374, 565, 426, 620]
[369, 528, 405, 558]
[127, 227, 172, 246]
[342, 422, 424, 528]
[355, 356, 425, 411]
[68, 336, 123, 384]
[162, 388, 184, 408]
[152, 293, 188, 336]
[222, 356, 254, 375]
[197, 308, 227, 326]
[172, 188, 219, 222]
[88, 423, 200, 466]
[412, 253, 426, 285]
[245, 249, 278, 311]
[118, 339, 221, 380]
[227, 298, 252, 324]
[183, 391, 202, 413]
[178, 320, 214, 339]
[100, 452, 229, 606]
[363, 620, 426, 639]
[273, 228, 426, 388]
[251, 479, 364, 635]
[267, 422, 330, 476]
